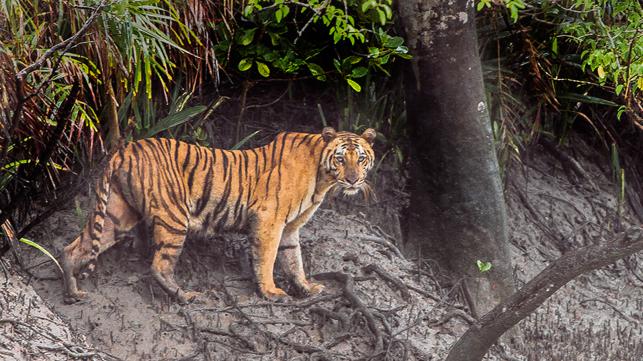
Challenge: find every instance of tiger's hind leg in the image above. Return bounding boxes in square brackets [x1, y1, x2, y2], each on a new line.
[149, 221, 199, 304]
[62, 191, 139, 304]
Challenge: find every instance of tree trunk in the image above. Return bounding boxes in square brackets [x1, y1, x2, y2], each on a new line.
[398, 0, 515, 317]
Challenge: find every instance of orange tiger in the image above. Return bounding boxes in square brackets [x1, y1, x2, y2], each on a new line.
[62, 127, 376, 304]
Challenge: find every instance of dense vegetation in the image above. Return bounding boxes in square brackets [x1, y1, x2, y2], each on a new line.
[0, 0, 641, 228]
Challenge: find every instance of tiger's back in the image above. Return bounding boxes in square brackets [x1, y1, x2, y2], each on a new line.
[62, 128, 376, 304]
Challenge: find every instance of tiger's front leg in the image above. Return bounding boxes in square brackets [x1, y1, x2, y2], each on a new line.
[250, 218, 289, 301]
[278, 226, 324, 296]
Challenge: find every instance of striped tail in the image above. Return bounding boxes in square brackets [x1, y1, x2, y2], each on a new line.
[80, 163, 113, 277]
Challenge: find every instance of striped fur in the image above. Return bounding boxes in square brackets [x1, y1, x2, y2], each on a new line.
[62, 127, 376, 304]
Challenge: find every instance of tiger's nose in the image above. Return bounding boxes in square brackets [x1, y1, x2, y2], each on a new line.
[346, 174, 359, 185]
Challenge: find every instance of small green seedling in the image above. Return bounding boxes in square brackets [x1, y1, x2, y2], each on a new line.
[476, 260, 493, 273]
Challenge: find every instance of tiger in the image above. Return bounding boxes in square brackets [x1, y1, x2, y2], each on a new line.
[61, 127, 376, 304]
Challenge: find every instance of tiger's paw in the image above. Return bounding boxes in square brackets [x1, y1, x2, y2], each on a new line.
[177, 290, 205, 305]
[304, 282, 325, 296]
[63, 290, 87, 305]
[260, 286, 291, 302]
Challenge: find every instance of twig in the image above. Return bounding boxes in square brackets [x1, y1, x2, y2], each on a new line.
[310, 306, 350, 329]
[579, 298, 639, 324]
[359, 235, 404, 259]
[314, 271, 384, 351]
[245, 84, 289, 110]
[429, 309, 476, 327]
[15, 0, 109, 80]
[362, 263, 411, 298]
[540, 138, 598, 191]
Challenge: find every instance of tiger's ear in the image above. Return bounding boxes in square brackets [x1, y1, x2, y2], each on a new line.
[322, 127, 337, 142]
[361, 128, 376, 145]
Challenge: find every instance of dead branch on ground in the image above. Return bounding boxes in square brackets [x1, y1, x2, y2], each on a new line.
[446, 227, 643, 361]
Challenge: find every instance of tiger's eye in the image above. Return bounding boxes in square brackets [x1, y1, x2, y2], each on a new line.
[336, 156, 345, 164]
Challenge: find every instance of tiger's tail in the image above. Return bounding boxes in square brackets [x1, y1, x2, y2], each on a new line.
[61, 161, 114, 301]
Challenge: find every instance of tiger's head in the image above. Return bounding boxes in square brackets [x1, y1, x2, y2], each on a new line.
[321, 127, 376, 197]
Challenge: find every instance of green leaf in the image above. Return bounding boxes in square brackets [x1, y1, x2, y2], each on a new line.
[552, 37, 558, 56]
[307, 63, 326, 81]
[615, 84, 623, 95]
[333, 59, 342, 72]
[275, 8, 283, 22]
[344, 56, 362, 65]
[617, 105, 626, 121]
[239, 28, 257, 46]
[281, 5, 290, 18]
[256, 61, 270, 77]
[476, 260, 493, 273]
[268, 32, 280, 46]
[351, 66, 368, 78]
[510, 5, 518, 22]
[346, 78, 361, 92]
[376, 8, 386, 25]
[559, 93, 619, 107]
[361, 0, 375, 12]
[383, 36, 404, 48]
[238, 58, 253, 71]
[382, 4, 392, 19]
[144, 106, 207, 138]
[19, 238, 63, 275]
[232, 130, 261, 150]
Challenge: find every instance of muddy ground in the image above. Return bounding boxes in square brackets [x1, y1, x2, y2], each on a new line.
[2, 133, 642, 360]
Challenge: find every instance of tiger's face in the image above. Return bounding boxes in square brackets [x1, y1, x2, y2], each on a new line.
[322, 127, 376, 196]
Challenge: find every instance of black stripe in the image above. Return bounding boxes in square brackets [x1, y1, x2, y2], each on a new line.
[221, 150, 229, 181]
[241, 151, 249, 180]
[297, 198, 305, 215]
[214, 209, 229, 230]
[154, 217, 187, 235]
[194, 165, 213, 216]
[260, 146, 267, 173]
[182, 144, 192, 172]
[279, 245, 298, 250]
[274, 133, 288, 209]
[270, 135, 279, 168]
[250, 148, 259, 178]
[187, 147, 201, 188]
[298, 133, 313, 147]
[310, 136, 324, 155]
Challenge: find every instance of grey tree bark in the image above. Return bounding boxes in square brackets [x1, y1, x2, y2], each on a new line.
[398, 0, 515, 317]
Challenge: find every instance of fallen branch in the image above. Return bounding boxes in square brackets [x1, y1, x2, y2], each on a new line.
[314, 271, 384, 351]
[362, 263, 411, 299]
[445, 227, 643, 361]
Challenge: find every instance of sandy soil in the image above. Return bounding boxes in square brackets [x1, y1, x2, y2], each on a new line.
[18, 207, 474, 361]
[3, 135, 642, 361]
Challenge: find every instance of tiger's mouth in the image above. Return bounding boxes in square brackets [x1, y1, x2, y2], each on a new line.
[342, 186, 361, 196]
[337, 180, 364, 196]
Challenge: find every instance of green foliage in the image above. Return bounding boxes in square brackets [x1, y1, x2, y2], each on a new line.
[478, 0, 643, 152]
[560, 1, 643, 100]
[216, 0, 409, 92]
[476, 260, 493, 273]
